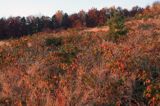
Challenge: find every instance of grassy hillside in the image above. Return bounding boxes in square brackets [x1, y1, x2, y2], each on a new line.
[0, 14, 160, 105]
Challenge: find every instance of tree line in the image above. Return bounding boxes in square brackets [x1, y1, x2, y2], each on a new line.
[0, 6, 144, 39]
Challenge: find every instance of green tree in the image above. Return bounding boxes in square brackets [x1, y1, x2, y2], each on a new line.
[107, 11, 127, 42]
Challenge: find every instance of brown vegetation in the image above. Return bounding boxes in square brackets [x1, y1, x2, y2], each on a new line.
[0, 2, 160, 106]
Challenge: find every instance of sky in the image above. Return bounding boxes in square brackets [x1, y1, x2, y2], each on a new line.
[0, 0, 158, 18]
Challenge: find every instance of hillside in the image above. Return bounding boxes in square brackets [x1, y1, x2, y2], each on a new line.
[0, 15, 160, 106]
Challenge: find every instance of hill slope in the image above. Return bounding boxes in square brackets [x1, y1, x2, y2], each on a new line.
[0, 17, 160, 105]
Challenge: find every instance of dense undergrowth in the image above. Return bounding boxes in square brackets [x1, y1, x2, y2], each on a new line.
[0, 9, 160, 106]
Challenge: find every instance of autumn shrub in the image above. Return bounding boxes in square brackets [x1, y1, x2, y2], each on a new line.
[59, 44, 79, 64]
[45, 37, 63, 46]
[107, 12, 128, 42]
[143, 81, 160, 105]
[130, 56, 160, 105]
[132, 70, 160, 105]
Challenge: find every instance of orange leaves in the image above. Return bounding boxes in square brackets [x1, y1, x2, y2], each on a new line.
[146, 93, 151, 98]
[100, 43, 109, 50]
[55, 89, 66, 106]
[146, 85, 152, 92]
[142, 72, 160, 105]
[67, 62, 78, 74]
[109, 60, 125, 74]
[145, 79, 151, 84]
[118, 61, 125, 71]
[144, 84, 160, 104]
[123, 46, 131, 53]
[60, 63, 68, 70]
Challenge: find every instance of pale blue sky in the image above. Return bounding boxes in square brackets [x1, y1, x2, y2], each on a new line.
[0, 0, 158, 18]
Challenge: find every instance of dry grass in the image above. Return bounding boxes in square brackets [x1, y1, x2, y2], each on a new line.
[84, 26, 109, 33]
